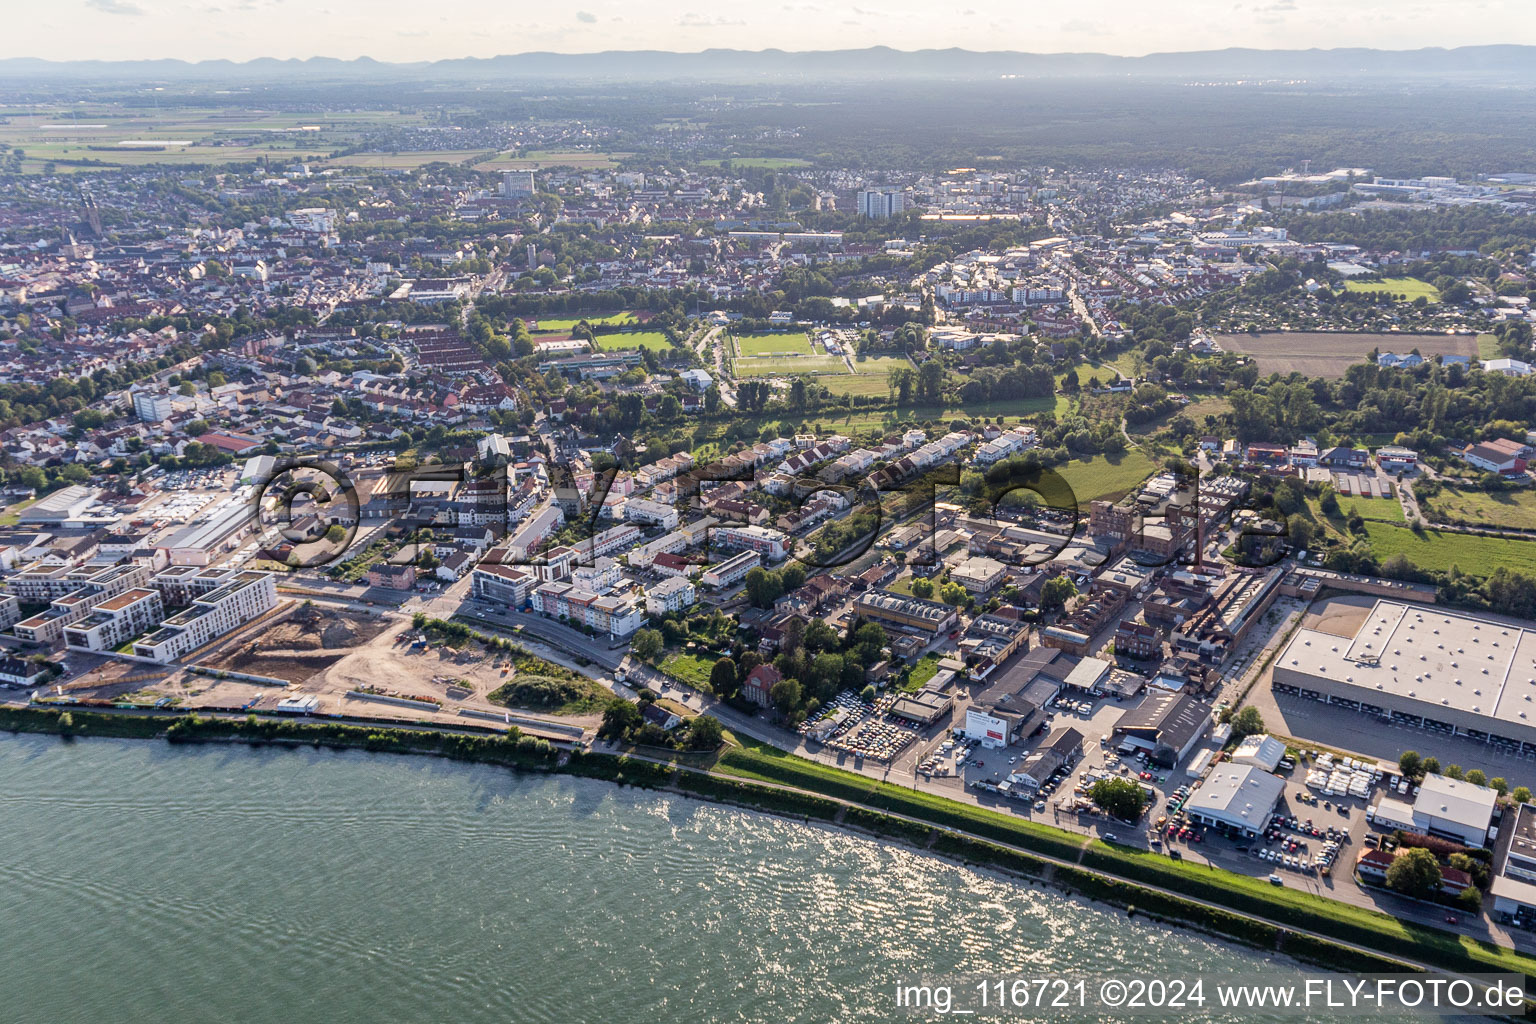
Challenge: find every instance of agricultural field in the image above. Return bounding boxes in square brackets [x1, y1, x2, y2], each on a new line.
[1342, 277, 1441, 302]
[0, 105, 432, 171]
[1420, 485, 1536, 532]
[1478, 333, 1503, 360]
[1213, 332, 1480, 379]
[594, 330, 674, 352]
[1363, 522, 1536, 577]
[735, 331, 812, 357]
[1055, 450, 1157, 505]
[325, 150, 491, 169]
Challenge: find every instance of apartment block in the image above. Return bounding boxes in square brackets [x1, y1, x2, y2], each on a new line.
[133, 571, 278, 663]
[645, 576, 697, 616]
[63, 588, 166, 652]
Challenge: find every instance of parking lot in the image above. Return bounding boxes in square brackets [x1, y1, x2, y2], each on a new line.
[799, 689, 924, 763]
[1249, 682, 1536, 782]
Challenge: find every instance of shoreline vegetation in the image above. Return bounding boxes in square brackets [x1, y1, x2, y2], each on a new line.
[5, 704, 1535, 990]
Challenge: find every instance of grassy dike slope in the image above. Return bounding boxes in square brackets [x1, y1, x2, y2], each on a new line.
[4, 704, 1532, 986]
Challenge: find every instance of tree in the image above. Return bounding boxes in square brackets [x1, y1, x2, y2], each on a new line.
[916, 360, 946, 404]
[709, 657, 738, 694]
[910, 576, 935, 599]
[1287, 514, 1314, 551]
[1229, 705, 1266, 741]
[1443, 764, 1465, 781]
[1490, 777, 1509, 797]
[599, 698, 641, 739]
[744, 567, 783, 609]
[1515, 787, 1532, 805]
[1465, 769, 1487, 788]
[1040, 575, 1077, 613]
[1399, 750, 1422, 781]
[860, 684, 877, 704]
[1421, 757, 1441, 777]
[686, 714, 724, 751]
[1089, 777, 1148, 821]
[324, 524, 347, 544]
[769, 677, 802, 715]
[1385, 847, 1442, 899]
[631, 628, 663, 662]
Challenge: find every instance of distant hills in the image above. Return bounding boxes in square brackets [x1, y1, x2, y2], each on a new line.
[4, 45, 1536, 83]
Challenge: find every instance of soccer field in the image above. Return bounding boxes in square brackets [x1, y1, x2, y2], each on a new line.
[735, 355, 847, 377]
[735, 332, 812, 357]
[594, 330, 674, 352]
[529, 312, 639, 333]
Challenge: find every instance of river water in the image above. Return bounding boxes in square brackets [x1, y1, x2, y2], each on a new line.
[0, 734, 1337, 1023]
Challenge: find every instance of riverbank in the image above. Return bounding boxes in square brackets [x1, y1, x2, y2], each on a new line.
[4, 703, 1533, 990]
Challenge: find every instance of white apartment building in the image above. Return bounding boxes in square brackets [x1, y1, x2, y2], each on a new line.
[133, 570, 278, 663]
[701, 549, 761, 589]
[625, 497, 680, 530]
[529, 581, 643, 638]
[133, 391, 174, 423]
[63, 588, 165, 652]
[712, 524, 787, 562]
[857, 189, 907, 219]
[11, 563, 153, 646]
[645, 576, 697, 616]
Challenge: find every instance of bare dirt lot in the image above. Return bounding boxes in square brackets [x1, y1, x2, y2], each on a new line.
[208, 603, 393, 684]
[1214, 332, 1480, 378]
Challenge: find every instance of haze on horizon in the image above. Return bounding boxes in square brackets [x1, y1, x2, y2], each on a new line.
[9, 0, 1536, 65]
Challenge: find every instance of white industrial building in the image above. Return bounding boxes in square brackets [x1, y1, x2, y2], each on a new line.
[1273, 600, 1536, 755]
[1380, 773, 1499, 848]
[1184, 764, 1286, 837]
[1231, 733, 1286, 772]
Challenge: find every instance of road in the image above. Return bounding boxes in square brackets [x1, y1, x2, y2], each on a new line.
[702, 326, 737, 408]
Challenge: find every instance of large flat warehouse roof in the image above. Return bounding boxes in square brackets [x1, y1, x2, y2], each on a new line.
[1275, 599, 1536, 737]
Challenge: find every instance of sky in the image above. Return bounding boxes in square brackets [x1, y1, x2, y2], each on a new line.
[9, 0, 1536, 63]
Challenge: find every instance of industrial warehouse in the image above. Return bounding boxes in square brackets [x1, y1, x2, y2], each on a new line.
[1272, 600, 1536, 754]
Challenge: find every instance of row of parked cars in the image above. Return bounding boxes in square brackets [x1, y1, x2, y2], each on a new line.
[1253, 845, 1320, 873]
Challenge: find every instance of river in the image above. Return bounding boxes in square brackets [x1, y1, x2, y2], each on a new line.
[0, 734, 1335, 1023]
